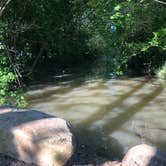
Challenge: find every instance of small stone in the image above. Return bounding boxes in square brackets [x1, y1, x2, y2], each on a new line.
[122, 144, 166, 166]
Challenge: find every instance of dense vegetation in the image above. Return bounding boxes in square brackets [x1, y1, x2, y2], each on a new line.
[0, 0, 166, 105]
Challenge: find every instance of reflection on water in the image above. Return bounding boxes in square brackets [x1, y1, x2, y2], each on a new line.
[25, 73, 166, 159]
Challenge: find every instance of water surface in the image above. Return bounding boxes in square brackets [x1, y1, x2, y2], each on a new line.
[25, 73, 166, 159]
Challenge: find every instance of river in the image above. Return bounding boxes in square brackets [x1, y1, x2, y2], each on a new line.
[25, 72, 166, 160]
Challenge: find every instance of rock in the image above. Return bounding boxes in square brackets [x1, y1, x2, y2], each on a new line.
[0, 107, 74, 166]
[122, 144, 166, 166]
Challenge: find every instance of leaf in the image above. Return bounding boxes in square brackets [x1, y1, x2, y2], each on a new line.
[114, 5, 121, 11]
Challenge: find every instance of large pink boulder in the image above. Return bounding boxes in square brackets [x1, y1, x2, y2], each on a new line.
[0, 107, 74, 166]
[122, 144, 166, 166]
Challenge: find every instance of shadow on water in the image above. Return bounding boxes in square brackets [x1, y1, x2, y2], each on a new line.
[79, 79, 149, 128]
[10, 74, 166, 165]
[66, 127, 123, 166]
[26, 77, 87, 105]
[70, 80, 165, 164]
[103, 85, 163, 134]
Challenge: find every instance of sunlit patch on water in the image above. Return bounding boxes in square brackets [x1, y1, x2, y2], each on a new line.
[25, 74, 166, 157]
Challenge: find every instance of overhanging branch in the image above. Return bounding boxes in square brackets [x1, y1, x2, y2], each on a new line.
[0, 0, 12, 17]
[154, 0, 166, 5]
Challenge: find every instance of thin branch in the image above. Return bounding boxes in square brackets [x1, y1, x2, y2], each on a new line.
[5, 47, 22, 87]
[153, 0, 166, 5]
[27, 44, 46, 76]
[0, 0, 12, 17]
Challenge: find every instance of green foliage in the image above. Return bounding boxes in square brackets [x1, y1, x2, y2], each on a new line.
[0, 52, 26, 106]
[0, 21, 26, 106]
[0, 0, 166, 98]
[1, 0, 92, 69]
[110, 1, 166, 74]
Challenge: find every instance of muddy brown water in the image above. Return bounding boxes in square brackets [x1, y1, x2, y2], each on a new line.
[25, 73, 166, 160]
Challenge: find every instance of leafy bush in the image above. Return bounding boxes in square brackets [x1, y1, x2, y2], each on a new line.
[0, 52, 26, 106]
[0, 21, 26, 106]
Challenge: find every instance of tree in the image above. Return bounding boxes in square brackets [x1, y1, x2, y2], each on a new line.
[81, 0, 166, 74]
[0, 0, 166, 105]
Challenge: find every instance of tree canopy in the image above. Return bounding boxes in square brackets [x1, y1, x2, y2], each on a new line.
[0, 0, 166, 105]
